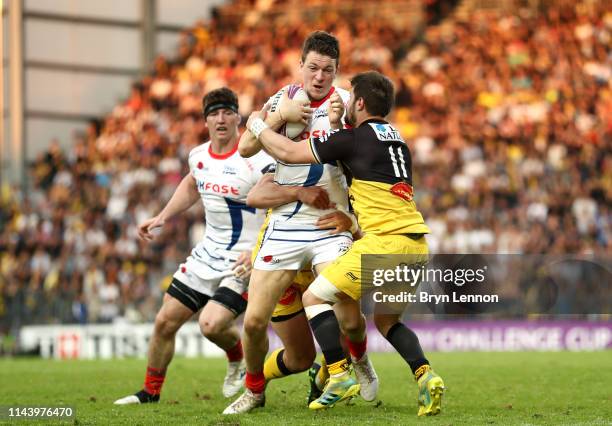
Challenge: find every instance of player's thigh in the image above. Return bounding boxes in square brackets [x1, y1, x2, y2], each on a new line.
[270, 268, 314, 321]
[271, 313, 316, 361]
[313, 260, 331, 276]
[245, 269, 298, 323]
[316, 234, 428, 301]
[156, 293, 196, 333]
[371, 235, 429, 317]
[168, 263, 216, 313]
[314, 238, 370, 301]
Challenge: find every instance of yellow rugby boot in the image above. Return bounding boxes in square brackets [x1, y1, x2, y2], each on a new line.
[308, 374, 360, 410]
[417, 367, 445, 416]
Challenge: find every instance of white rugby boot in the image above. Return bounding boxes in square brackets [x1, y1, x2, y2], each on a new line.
[222, 359, 246, 397]
[223, 389, 265, 414]
[351, 354, 379, 401]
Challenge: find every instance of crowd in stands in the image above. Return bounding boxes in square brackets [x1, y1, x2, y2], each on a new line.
[0, 0, 609, 338]
[399, 2, 611, 255]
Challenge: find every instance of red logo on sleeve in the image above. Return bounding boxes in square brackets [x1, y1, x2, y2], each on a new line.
[390, 182, 414, 201]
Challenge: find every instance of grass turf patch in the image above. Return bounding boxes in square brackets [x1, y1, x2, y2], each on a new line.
[0, 351, 610, 425]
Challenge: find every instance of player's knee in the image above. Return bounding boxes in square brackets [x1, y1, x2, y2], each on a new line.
[199, 317, 229, 341]
[243, 313, 268, 337]
[154, 311, 182, 338]
[302, 289, 321, 307]
[340, 313, 365, 337]
[373, 314, 399, 336]
[295, 346, 317, 371]
[284, 347, 316, 372]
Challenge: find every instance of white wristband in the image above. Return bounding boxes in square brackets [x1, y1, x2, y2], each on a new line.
[249, 118, 269, 139]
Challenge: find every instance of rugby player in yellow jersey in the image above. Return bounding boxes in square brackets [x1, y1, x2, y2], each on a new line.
[246, 71, 445, 416]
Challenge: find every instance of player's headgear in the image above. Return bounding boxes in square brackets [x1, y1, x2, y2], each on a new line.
[203, 87, 239, 118]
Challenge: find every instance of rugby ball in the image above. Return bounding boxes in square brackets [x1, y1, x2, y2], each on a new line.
[269, 84, 310, 140]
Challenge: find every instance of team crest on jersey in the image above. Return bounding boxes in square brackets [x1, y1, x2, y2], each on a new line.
[222, 165, 238, 175]
[370, 123, 404, 143]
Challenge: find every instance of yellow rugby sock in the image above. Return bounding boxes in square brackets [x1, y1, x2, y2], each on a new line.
[315, 355, 329, 389]
[327, 358, 350, 377]
[264, 348, 292, 381]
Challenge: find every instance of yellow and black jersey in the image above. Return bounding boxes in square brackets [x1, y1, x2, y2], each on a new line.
[309, 118, 430, 236]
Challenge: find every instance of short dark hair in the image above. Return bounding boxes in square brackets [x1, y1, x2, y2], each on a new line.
[350, 71, 395, 117]
[301, 31, 340, 65]
[202, 87, 239, 117]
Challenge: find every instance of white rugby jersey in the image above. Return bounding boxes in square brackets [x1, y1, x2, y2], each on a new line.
[265, 85, 351, 223]
[187, 142, 273, 271]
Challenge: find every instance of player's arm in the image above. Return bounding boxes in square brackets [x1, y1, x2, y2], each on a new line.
[247, 111, 314, 163]
[239, 93, 312, 158]
[246, 173, 333, 210]
[238, 110, 285, 158]
[247, 110, 354, 164]
[138, 174, 199, 241]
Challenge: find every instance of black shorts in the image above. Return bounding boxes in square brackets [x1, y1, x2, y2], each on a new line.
[271, 309, 305, 323]
[166, 278, 247, 316]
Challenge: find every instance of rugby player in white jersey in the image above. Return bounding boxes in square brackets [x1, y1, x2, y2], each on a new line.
[224, 31, 378, 415]
[114, 88, 336, 405]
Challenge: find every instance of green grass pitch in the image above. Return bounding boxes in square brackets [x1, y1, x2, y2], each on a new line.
[0, 352, 610, 425]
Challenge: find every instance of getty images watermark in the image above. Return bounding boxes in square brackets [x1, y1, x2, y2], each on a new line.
[371, 261, 495, 304]
[360, 254, 611, 315]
